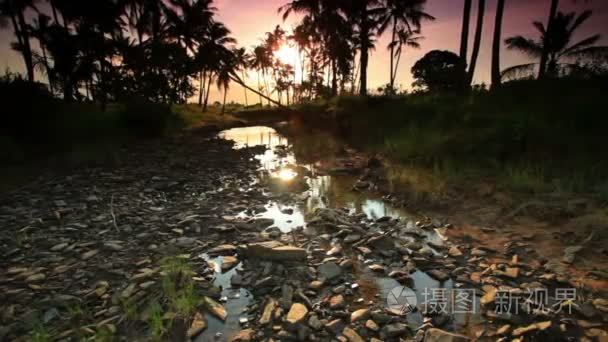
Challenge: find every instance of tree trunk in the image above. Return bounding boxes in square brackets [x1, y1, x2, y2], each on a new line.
[538, 0, 559, 79]
[389, 18, 397, 92]
[198, 70, 204, 106]
[392, 47, 402, 85]
[203, 75, 213, 112]
[468, 0, 485, 85]
[229, 75, 283, 107]
[359, 13, 369, 96]
[50, 0, 60, 24]
[221, 87, 227, 115]
[40, 43, 54, 94]
[460, 0, 472, 62]
[256, 71, 263, 105]
[241, 70, 248, 106]
[491, 0, 506, 89]
[16, 10, 34, 82]
[331, 59, 337, 96]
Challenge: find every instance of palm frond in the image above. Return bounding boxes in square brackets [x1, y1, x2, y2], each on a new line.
[505, 36, 543, 58]
[532, 21, 545, 36]
[569, 10, 593, 36]
[500, 63, 537, 81]
[561, 34, 600, 56]
[565, 46, 608, 60]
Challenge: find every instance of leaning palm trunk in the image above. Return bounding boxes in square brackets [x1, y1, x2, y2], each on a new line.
[15, 11, 35, 82]
[491, 0, 506, 88]
[230, 74, 283, 107]
[203, 75, 213, 112]
[198, 70, 205, 106]
[538, 0, 559, 79]
[468, 0, 486, 85]
[241, 71, 248, 106]
[389, 17, 397, 91]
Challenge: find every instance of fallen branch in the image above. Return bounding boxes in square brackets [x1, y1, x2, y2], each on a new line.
[110, 195, 119, 231]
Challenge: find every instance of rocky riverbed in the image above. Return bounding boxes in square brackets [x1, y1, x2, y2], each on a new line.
[1, 125, 607, 341]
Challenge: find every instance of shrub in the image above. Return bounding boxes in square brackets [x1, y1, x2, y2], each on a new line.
[121, 98, 174, 138]
[0, 75, 58, 144]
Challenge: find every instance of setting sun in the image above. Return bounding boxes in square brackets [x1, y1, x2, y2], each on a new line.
[275, 44, 298, 65]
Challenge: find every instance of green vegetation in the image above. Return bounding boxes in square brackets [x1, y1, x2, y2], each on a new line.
[291, 77, 608, 200]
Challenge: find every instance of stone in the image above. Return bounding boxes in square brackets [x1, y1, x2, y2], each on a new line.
[367, 235, 394, 250]
[427, 269, 450, 281]
[326, 319, 343, 334]
[308, 315, 323, 330]
[286, 303, 308, 327]
[221, 256, 239, 271]
[309, 280, 324, 290]
[368, 264, 385, 272]
[365, 320, 379, 331]
[512, 321, 551, 337]
[245, 241, 306, 261]
[329, 295, 345, 309]
[187, 312, 207, 338]
[51, 242, 68, 251]
[350, 308, 370, 322]
[496, 325, 511, 335]
[448, 246, 463, 257]
[208, 244, 237, 255]
[344, 234, 361, 244]
[381, 323, 409, 339]
[423, 328, 470, 342]
[202, 296, 227, 321]
[25, 273, 46, 282]
[259, 298, 277, 325]
[343, 327, 364, 342]
[280, 284, 294, 309]
[480, 286, 497, 306]
[318, 261, 342, 281]
[230, 329, 254, 342]
[563, 245, 583, 264]
[81, 249, 99, 260]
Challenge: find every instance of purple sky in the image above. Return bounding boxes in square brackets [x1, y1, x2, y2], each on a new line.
[1, 0, 607, 103]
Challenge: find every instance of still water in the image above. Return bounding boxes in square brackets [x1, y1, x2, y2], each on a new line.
[197, 125, 483, 341]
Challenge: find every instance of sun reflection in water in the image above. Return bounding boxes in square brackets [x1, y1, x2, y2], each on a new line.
[275, 168, 298, 181]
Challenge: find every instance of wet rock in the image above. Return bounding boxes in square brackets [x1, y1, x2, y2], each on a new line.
[309, 280, 324, 290]
[340, 259, 353, 269]
[480, 285, 497, 306]
[380, 323, 409, 339]
[231, 274, 243, 286]
[254, 218, 275, 229]
[343, 327, 364, 342]
[245, 241, 307, 261]
[368, 264, 385, 273]
[50, 242, 69, 251]
[329, 295, 345, 309]
[424, 328, 469, 342]
[286, 303, 308, 328]
[221, 256, 239, 272]
[448, 246, 463, 257]
[187, 312, 207, 338]
[318, 261, 342, 281]
[230, 328, 254, 342]
[81, 249, 99, 260]
[202, 296, 227, 321]
[367, 235, 394, 250]
[512, 321, 551, 337]
[350, 309, 370, 322]
[259, 298, 277, 326]
[563, 245, 583, 264]
[280, 284, 294, 309]
[326, 319, 343, 334]
[344, 234, 361, 244]
[592, 298, 608, 313]
[25, 273, 46, 283]
[308, 315, 323, 330]
[208, 244, 237, 255]
[365, 320, 379, 331]
[426, 269, 449, 281]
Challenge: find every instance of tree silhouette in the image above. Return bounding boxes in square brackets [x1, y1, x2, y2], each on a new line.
[412, 50, 466, 92]
[491, 0, 506, 88]
[504, 10, 608, 80]
[378, 0, 434, 93]
[467, 0, 485, 85]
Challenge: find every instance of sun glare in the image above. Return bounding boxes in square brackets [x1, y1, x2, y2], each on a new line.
[275, 44, 298, 65]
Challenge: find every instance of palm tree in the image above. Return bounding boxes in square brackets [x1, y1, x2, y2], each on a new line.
[467, 0, 485, 85]
[538, 0, 560, 79]
[349, 0, 384, 96]
[30, 13, 54, 92]
[503, 10, 608, 80]
[233, 47, 250, 106]
[389, 29, 422, 89]
[378, 0, 434, 92]
[459, 0, 472, 63]
[1, 0, 38, 82]
[491, 0, 505, 88]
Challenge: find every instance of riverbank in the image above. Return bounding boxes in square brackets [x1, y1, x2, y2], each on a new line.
[1, 124, 607, 341]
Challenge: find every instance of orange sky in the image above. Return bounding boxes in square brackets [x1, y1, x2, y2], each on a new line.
[1, 0, 607, 104]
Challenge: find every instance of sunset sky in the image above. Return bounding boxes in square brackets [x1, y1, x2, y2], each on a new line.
[1, 0, 607, 104]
